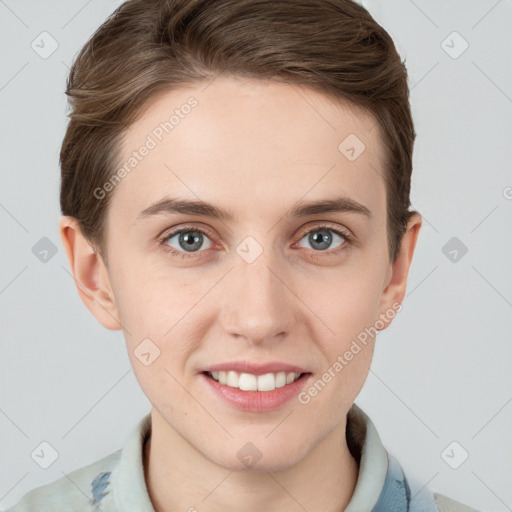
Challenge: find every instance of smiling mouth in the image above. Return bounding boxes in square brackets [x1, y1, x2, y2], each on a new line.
[203, 370, 310, 392]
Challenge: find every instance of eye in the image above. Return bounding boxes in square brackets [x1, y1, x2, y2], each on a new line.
[160, 227, 212, 257]
[158, 223, 353, 260]
[295, 224, 352, 254]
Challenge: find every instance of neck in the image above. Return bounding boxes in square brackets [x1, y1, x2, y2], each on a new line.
[143, 411, 359, 512]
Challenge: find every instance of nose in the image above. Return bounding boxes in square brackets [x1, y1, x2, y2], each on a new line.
[218, 249, 296, 346]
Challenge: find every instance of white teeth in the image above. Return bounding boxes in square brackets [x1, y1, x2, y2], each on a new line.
[227, 370, 238, 387]
[239, 373, 258, 391]
[257, 372, 276, 391]
[275, 371, 287, 388]
[208, 370, 302, 391]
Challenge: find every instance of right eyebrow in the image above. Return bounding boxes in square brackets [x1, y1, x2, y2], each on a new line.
[135, 197, 236, 223]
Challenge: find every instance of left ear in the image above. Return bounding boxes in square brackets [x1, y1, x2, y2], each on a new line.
[378, 212, 422, 330]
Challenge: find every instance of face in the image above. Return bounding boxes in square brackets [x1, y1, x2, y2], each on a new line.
[87, 76, 407, 471]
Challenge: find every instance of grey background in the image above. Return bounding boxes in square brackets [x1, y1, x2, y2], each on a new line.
[1, 0, 511, 510]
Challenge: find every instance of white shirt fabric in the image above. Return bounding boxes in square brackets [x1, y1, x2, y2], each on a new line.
[5, 403, 478, 512]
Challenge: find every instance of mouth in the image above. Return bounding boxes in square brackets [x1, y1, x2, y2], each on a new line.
[202, 370, 310, 392]
[200, 368, 313, 412]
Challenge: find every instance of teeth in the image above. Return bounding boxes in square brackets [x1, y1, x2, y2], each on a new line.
[258, 372, 278, 391]
[227, 370, 239, 387]
[209, 370, 302, 391]
[275, 372, 287, 388]
[239, 372, 257, 391]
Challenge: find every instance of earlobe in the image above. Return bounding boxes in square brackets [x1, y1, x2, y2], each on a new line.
[59, 216, 122, 331]
[378, 212, 422, 330]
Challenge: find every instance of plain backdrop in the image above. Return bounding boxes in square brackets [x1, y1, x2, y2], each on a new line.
[1, 0, 511, 510]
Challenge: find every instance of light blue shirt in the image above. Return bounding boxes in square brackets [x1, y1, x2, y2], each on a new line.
[5, 403, 477, 511]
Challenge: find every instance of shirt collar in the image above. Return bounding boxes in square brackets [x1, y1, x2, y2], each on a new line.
[344, 402, 390, 511]
[109, 403, 406, 511]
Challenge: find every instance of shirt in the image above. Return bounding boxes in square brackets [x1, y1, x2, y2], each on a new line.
[5, 403, 479, 512]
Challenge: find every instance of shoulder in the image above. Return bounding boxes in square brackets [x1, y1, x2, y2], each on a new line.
[433, 492, 481, 512]
[5, 449, 122, 512]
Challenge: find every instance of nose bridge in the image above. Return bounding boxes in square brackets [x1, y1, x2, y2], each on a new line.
[220, 243, 293, 343]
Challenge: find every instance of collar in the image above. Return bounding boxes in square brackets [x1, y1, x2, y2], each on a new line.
[344, 402, 389, 510]
[104, 403, 436, 512]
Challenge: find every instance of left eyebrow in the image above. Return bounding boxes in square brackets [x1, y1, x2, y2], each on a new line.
[135, 195, 372, 223]
[289, 196, 372, 219]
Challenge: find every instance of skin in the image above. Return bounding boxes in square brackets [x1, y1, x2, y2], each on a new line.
[60, 75, 421, 512]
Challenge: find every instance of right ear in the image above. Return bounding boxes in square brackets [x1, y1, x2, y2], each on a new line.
[59, 216, 122, 330]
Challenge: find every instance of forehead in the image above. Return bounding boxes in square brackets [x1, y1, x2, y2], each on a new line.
[110, 76, 386, 225]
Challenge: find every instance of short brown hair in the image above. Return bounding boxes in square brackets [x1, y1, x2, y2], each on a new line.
[60, 0, 417, 263]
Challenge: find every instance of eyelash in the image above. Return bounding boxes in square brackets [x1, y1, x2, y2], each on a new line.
[158, 223, 354, 260]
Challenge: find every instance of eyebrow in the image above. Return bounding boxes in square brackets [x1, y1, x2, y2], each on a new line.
[136, 195, 372, 223]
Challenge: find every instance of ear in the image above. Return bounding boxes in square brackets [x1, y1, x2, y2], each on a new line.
[59, 216, 122, 330]
[378, 212, 422, 330]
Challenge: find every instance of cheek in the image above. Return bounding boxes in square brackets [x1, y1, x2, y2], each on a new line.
[299, 261, 385, 338]
[110, 256, 207, 378]
[305, 281, 379, 380]
[109, 249, 186, 330]
[295, 272, 380, 420]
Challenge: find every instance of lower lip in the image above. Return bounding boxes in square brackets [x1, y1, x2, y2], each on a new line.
[200, 372, 312, 412]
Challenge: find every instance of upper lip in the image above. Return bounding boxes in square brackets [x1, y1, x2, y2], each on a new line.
[201, 361, 310, 376]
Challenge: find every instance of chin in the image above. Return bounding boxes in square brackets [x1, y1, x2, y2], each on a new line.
[208, 443, 305, 474]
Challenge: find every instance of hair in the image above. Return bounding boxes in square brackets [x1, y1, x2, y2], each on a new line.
[60, 0, 417, 264]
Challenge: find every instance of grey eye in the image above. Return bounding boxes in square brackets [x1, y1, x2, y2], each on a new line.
[165, 230, 212, 253]
[297, 228, 345, 251]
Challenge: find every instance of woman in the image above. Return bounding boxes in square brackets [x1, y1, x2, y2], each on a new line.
[7, 1, 479, 510]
